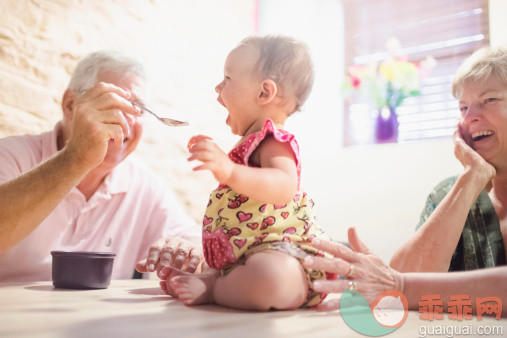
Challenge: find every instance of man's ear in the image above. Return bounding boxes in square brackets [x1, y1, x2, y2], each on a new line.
[257, 79, 277, 105]
[61, 89, 76, 120]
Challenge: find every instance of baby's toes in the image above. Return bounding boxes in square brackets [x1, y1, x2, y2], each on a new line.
[160, 279, 178, 297]
[169, 277, 188, 292]
[179, 293, 195, 304]
[159, 280, 169, 295]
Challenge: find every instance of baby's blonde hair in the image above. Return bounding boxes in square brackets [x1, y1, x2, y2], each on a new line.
[452, 45, 507, 99]
[238, 35, 314, 114]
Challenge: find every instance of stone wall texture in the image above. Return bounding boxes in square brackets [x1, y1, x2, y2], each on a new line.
[0, 0, 255, 221]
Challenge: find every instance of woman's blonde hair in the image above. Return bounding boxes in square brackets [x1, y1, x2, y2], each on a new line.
[239, 35, 314, 114]
[452, 45, 507, 99]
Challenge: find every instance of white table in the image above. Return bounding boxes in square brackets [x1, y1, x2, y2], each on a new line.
[0, 280, 505, 337]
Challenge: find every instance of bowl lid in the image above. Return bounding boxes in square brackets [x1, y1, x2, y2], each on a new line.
[51, 251, 116, 258]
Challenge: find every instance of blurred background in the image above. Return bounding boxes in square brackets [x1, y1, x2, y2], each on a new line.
[0, 0, 506, 261]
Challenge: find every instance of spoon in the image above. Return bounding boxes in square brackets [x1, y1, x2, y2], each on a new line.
[129, 100, 189, 127]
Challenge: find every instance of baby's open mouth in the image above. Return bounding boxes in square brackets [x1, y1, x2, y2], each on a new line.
[472, 130, 494, 142]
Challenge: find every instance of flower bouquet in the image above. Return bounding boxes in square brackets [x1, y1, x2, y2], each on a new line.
[343, 38, 436, 143]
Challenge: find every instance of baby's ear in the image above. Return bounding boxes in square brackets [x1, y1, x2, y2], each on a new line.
[258, 79, 278, 105]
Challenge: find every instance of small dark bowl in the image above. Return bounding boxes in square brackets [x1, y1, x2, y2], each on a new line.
[51, 251, 116, 289]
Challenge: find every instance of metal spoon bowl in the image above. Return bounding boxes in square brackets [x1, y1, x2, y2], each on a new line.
[129, 100, 189, 127]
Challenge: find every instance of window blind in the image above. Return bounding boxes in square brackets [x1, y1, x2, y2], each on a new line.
[343, 0, 489, 146]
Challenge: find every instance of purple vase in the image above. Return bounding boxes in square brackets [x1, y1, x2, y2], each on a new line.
[375, 106, 398, 143]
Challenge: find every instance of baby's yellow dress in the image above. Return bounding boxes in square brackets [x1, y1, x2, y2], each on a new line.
[201, 119, 336, 306]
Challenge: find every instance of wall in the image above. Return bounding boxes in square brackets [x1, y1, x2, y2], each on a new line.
[489, 0, 507, 47]
[0, 0, 255, 221]
[304, 139, 461, 261]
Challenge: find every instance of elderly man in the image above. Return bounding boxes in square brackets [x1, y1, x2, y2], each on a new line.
[0, 51, 202, 283]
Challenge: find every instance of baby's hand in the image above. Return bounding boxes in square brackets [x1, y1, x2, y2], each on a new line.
[187, 135, 213, 151]
[187, 135, 235, 184]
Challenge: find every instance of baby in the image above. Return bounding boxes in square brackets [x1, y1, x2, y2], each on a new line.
[167, 35, 335, 310]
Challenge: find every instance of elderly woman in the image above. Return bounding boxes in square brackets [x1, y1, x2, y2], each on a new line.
[298, 47, 507, 315]
[390, 45, 507, 272]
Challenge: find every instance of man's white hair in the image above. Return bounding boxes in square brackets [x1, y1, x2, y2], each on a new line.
[67, 50, 146, 93]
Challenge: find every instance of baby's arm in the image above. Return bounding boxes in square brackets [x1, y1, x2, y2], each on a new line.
[188, 135, 298, 204]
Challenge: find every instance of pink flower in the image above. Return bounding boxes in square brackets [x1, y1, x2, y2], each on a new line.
[350, 76, 361, 89]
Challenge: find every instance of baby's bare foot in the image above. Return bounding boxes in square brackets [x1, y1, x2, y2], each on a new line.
[159, 267, 193, 297]
[169, 269, 221, 305]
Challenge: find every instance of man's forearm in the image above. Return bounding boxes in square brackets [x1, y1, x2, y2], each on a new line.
[390, 171, 487, 272]
[0, 149, 88, 253]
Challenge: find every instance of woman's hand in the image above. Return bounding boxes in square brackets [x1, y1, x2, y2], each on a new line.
[303, 227, 403, 306]
[187, 135, 235, 184]
[453, 125, 496, 185]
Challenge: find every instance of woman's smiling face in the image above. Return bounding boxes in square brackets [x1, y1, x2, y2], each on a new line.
[459, 75, 507, 167]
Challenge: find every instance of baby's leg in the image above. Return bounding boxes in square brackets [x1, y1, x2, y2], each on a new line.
[170, 250, 309, 311]
[214, 250, 309, 310]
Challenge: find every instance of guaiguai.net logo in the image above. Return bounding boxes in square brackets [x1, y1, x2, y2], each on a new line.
[340, 289, 409, 336]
